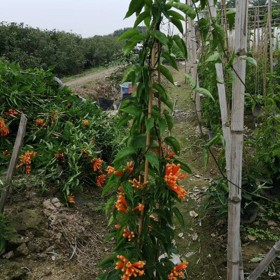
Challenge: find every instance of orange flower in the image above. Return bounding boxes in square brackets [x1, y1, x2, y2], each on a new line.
[114, 170, 124, 177]
[92, 158, 103, 172]
[107, 166, 115, 174]
[82, 119, 89, 126]
[0, 118, 9, 137]
[164, 163, 188, 199]
[126, 161, 134, 173]
[115, 255, 145, 280]
[115, 224, 121, 229]
[16, 151, 37, 174]
[168, 261, 189, 280]
[115, 193, 128, 213]
[123, 228, 135, 241]
[133, 203, 144, 212]
[96, 174, 106, 187]
[2, 150, 11, 157]
[35, 118, 46, 127]
[68, 194, 75, 204]
[129, 176, 148, 190]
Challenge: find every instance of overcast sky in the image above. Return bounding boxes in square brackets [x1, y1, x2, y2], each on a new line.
[1, 0, 136, 37]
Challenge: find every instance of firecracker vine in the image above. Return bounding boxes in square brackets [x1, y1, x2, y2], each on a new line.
[98, 1, 194, 279]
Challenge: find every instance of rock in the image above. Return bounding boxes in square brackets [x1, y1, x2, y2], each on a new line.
[43, 199, 56, 211]
[10, 209, 43, 231]
[27, 241, 41, 253]
[9, 235, 29, 245]
[51, 198, 63, 208]
[16, 243, 29, 256]
[2, 251, 14, 259]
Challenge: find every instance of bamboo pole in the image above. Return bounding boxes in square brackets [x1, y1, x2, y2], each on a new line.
[187, 0, 201, 123]
[268, 0, 273, 74]
[227, 0, 248, 279]
[0, 114, 27, 213]
[247, 240, 280, 280]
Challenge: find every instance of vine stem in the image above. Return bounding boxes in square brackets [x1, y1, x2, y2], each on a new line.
[138, 42, 156, 240]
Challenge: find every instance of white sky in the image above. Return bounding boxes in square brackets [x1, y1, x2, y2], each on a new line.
[1, 0, 136, 37]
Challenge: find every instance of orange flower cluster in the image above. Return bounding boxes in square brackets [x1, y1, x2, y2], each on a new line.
[129, 176, 148, 190]
[168, 262, 189, 280]
[123, 228, 135, 241]
[68, 194, 75, 204]
[115, 193, 128, 213]
[16, 151, 37, 174]
[2, 150, 11, 157]
[35, 118, 46, 127]
[55, 153, 65, 164]
[82, 119, 90, 126]
[107, 161, 134, 178]
[133, 203, 144, 212]
[0, 118, 9, 137]
[92, 158, 103, 172]
[96, 174, 106, 187]
[115, 255, 145, 280]
[3, 109, 18, 117]
[164, 163, 188, 199]
[152, 144, 175, 161]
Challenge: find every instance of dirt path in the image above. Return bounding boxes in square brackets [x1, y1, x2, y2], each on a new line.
[63, 67, 119, 87]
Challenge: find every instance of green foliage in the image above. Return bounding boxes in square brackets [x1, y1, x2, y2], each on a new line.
[0, 22, 124, 76]
[0, 60, 122, 198]
[0, 214, 16, 254]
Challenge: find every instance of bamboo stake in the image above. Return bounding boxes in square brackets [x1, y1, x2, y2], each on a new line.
[0, 114, 27, 213]
[247, 240, 280, 280]
[268, 0, 273, 74]
[138, 42, 156, 238]
[187, 0, 202, 123]
[227, 0, 248, 279]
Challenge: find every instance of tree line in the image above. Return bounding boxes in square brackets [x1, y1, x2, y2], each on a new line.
[0, 22, 127, 76]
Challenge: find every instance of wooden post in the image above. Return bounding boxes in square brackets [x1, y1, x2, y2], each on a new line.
[268, 0, 273, 74]
[227, 0, 248, 279]
[247, 240, 280, 280]
[187, 0, 202, 123]
[0, 114, 27, 213]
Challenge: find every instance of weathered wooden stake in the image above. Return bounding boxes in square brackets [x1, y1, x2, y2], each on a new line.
[247, 240, 280, 280]
[0, 114, 27, 213]
[227, 0, 248, 279]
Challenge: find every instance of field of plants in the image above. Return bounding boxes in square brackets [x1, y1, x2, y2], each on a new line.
[1, 0, 280, 280]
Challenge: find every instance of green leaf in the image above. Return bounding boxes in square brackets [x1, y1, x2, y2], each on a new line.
[146, 117, 154, 132]
[184, 73, 196, 89]
[167, 10, 185, 21]
[120, 104, 142, 116]
[163, 109, 174, 130]
[206, 52, 221, 63]
[113, 147, 136, 167]
[170, 17, 184, 34]
[146, 152, 160, 171]
[198, 18, 210, 41]
[159, 118, 167, 135]
[200, 0, 207, 9]
[173, 207, 185, 226]
[173, 35, 188, 59]
[153, 83, 173, 110]
[164, 136, 180, 155]
[173, 158, 192, 174]
[134, 11, 151, 27]
[171, 2, 196, 19]
[160, 65, 174, 84]
[117, 28, 140, 42]
[105, 196, 116, 216]
[129, 134, 147, 148]
[150, 30, 168, 45]
[162, 51, 178, 70]
[240, 56, 257, 67]
[194, 87, 215, 102]
[125, 0, 145, 18]
[226, 8, 236, 30]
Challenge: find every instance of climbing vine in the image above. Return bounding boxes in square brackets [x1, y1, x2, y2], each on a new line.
[98, 0, 194, 279]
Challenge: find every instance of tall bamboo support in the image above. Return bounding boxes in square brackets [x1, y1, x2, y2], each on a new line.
[268, 0, 273, 74]
[187, 0, 201, 122]
[227, 0, 248, 279]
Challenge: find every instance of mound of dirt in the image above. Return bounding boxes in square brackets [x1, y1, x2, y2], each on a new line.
[1, 186, 111, 280]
